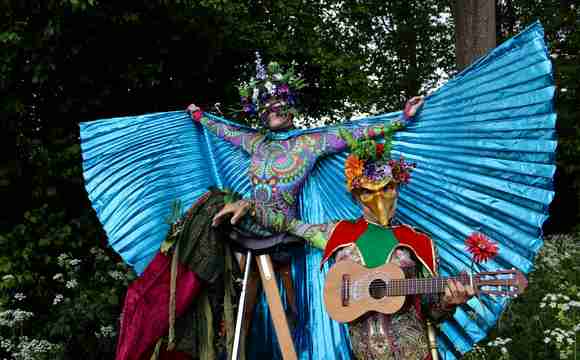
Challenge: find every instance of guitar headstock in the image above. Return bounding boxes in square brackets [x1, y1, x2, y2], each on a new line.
[474, 269, 528, 297]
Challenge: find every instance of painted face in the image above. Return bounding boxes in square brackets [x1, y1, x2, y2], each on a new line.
[265, 100, 293, 131]
[356, 181, 398, 226]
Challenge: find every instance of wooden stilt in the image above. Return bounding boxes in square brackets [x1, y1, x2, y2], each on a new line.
[256, 254, 298, 360]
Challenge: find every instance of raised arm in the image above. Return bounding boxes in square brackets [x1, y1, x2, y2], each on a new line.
[318, 96, 424, 155]
[187, 104, 263, 154]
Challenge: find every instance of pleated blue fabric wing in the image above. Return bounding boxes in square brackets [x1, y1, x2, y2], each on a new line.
[296, 21, 555, 359]
[80, 112, 254, 274]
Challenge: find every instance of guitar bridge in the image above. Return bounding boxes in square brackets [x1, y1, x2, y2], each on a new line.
[342, 274, 350, 307]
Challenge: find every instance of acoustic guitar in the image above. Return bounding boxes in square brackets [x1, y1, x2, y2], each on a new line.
[323, 260, 528, 323]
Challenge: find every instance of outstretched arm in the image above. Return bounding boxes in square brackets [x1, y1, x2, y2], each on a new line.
[187, 104, 263, 154]
[318, 96, 424, 155]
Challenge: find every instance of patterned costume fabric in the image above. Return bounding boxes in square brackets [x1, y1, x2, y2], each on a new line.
[328, 221, 451, 360]
[199, 115, 407, 212]
[195, 114, 410, 246]
[115, 252, 201, 360]
[80, 22, 556, 359]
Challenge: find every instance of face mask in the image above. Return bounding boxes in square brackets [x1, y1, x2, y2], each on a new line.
[357, 182, 398, 226]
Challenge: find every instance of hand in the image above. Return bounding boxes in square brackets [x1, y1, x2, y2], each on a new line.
[403, 96, 425, 118]
[186, 103, 199, 113]
[212, 200, 252, 227]
[186, 103, 203, 121]
[441, 277, 475, 307]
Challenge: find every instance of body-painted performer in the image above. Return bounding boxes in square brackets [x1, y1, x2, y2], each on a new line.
[189, 57, 424, 247]
[320, 135, 474, 360]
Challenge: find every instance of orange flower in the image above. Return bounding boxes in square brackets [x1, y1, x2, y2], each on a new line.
[345, 155, 364, 182]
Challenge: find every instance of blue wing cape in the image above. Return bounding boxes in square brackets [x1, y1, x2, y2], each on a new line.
[80, 21, 555, 359]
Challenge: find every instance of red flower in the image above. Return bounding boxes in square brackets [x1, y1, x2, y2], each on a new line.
[376, 143, 384, 158]
[192, 110, 203, 122]
[465, 232, 499, 263]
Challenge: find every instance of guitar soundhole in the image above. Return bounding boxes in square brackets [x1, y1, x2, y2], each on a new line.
[369, 279, 387, 299]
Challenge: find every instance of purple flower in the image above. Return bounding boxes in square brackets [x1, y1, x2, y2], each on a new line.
[260, 92, 271, 102]
[363, 163, 393, 182]
[378, 164, 393, 179]
[243, 103, 256, 115]
[277, 84, 290, 95]
[255, 52, 267, 80]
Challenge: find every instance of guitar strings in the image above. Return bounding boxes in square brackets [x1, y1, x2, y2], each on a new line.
[343, 276, 515, 294]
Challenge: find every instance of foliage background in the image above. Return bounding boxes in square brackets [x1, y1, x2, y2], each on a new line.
[0, 0, 578, 358]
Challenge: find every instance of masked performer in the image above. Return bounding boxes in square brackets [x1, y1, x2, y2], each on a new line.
[319, 134, 474, 360]
[81, 22, 556, 360]
[186, 57, 424, 248]
[109, 55, 423, 360]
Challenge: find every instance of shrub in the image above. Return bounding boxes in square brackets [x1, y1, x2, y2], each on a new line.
[0, 206, 135, 359]
[464, 233, 580, 360]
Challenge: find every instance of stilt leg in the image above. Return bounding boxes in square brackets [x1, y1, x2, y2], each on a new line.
[256, 254, 297, 360]
[231, 251, 252, 360]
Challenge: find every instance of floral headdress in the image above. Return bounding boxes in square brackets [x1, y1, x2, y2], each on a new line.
[340, 126, 415, 192]
[238, 52, 306, 124]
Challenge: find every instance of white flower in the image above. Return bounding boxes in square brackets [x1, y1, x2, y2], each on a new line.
[57, 253, 70, 267]
[0, 338, 13, 351]
[264, 81, 273, 93]
[108, 270, 125, 281]
[52, 294, 63, 305]
[0, 309, 34, 327]
[13, 293, 26, 301]
[11, 337, 59, 358]
[52, 273, 64, 281]
[544, 337, 550, 343]
[2, 275, 15, 281]
[69, 259, 81, 266]
[501, 346, 508, 354]
[95, 325, 116, 339]
[65, 279, 78, 289]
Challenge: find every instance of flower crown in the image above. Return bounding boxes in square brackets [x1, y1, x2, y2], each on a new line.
[237, 52, 306, 124]
[340, 127, 415, 192]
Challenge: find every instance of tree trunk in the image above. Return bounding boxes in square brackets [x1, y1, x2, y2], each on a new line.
[393, 1, 420, 99]
[452, 0, 496, 70]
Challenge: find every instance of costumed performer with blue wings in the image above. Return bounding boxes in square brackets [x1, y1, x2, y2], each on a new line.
[110, 53, 425, 359]
[81, 21, 556, 360]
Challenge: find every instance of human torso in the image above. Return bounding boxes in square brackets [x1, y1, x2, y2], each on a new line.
[335, 226, 430, 360]
[249, 133, 324, 219]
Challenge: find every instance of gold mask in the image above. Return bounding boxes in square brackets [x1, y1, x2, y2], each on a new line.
[356, 181, 398, 226]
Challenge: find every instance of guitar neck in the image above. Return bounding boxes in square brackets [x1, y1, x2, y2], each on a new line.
[387, 273, 473, 296]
